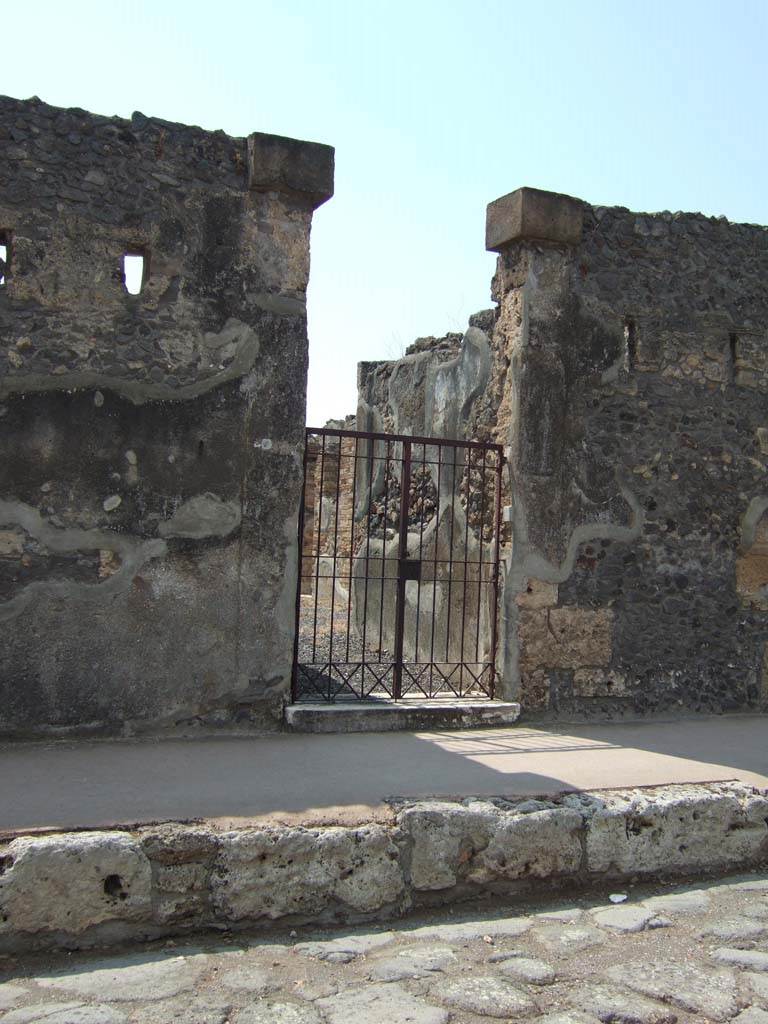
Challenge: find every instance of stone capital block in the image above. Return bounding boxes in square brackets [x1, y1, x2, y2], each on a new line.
[486, 187, 583, 252]
[247, 132, 334, 208]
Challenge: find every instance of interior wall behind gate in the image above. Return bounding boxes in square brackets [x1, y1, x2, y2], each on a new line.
[0, 95, 333, 737]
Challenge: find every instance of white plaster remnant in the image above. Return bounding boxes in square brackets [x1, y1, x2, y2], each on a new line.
[103, 495, 122, 512]
[158, 493, 241, 541]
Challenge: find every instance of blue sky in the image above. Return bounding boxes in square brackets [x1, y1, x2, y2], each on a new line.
[5, 1, 767, 423]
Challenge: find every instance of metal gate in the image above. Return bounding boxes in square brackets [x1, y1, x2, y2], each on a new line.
[291, 427, 504, 702]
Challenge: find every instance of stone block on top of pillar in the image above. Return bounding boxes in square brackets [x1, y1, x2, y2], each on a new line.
[485, 186, 583, 252]
[247, 131, 335, 209]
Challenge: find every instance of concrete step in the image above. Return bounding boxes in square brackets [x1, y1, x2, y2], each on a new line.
[284, 699, 521, 733]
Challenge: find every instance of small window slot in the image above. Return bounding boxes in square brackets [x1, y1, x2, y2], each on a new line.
[624, 317, 637, 372]
[728, 333, 739, 381]
[0, 231, 9, 287]
[123, 251, 147, 296]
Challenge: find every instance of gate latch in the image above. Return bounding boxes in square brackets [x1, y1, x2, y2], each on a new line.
[401, 558, 421, 582]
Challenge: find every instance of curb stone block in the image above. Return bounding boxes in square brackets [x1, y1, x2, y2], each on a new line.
[1, 782, 767, 953]
[210, 825, 405, 920]
[0, 832, 151, 934]
[398, 801, 499, 890]
[473, 806, 583, 882]
[399, 800, 583, 890]
[570, 783, 768, 874]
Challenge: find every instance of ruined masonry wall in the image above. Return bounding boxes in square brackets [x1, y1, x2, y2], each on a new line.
[488, 189, 768, 716]
[0, 95, 333, 736]
[357, 189, 768, 718]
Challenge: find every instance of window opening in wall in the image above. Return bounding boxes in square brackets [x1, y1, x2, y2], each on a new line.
[623, 317, 637, 372]
[0, 232, 9, 287]
[123, 252, 146, 295]
[728, 333, 739, 382]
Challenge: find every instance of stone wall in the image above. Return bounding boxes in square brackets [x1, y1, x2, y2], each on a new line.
[0, 95, 333, 736]
[488, 188, 768, 716]
[358, 188, 768, 717]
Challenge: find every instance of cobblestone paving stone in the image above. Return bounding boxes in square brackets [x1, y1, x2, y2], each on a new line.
[1, 874, 768, 1023]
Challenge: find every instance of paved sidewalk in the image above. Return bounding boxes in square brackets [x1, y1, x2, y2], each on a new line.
[1, 874, 767, 1023]
[2, 715, 767, 833]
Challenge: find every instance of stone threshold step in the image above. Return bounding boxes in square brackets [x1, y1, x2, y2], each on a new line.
[284, 699, 521, 733]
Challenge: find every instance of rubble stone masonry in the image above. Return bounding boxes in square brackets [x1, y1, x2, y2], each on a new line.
[0, 95, 333, 736]
[359, 187, 768, 717]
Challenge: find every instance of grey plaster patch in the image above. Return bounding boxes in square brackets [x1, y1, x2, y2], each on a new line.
[34, 953, 208, 1001]
[711, 948, 768, 971]
[424, 325, 492, 439]
[316, 982, 449, 1024]
[158, 493, 242, 540]
[604, 960, 739, 1021]
[431, 975, 537, 1018]
[0, 500, 166, 622]
[570, 984, 677, 1024]
[740, 497, 768, 551]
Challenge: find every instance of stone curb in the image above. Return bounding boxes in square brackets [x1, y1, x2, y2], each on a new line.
[1, 782, 766, 954]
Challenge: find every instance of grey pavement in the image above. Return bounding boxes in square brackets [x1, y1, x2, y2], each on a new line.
[2, 714, 767, 833]
[1, 873, 767, 1022]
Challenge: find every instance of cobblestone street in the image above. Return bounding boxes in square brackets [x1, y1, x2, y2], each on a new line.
[2, 873, 768, 1023]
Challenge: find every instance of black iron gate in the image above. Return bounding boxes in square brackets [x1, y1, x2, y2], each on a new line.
[291, 427, 504, 702]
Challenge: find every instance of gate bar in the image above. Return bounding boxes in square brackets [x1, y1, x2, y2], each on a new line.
[307, 425, 503, 454]
[392, 440, 412, 700]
